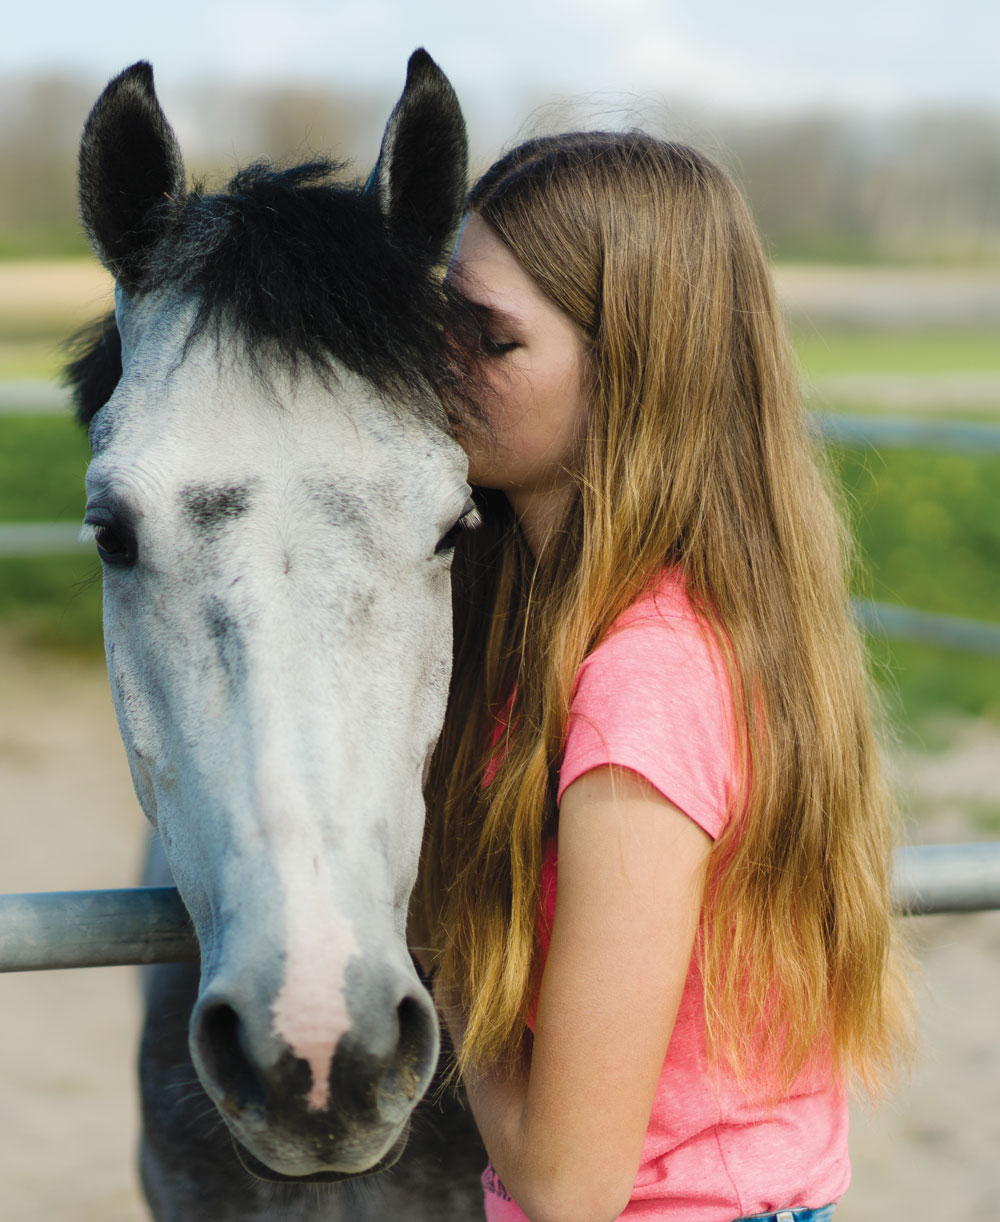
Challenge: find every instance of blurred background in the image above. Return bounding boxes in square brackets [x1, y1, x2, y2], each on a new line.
[1, 2, 999, 1219]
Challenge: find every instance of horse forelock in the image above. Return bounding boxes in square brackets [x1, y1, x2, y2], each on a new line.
[64, 159, 486, 432]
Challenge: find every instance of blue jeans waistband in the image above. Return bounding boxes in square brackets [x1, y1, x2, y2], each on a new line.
[731, 1207, 835, 1222]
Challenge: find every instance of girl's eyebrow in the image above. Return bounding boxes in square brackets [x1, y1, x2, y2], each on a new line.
[447, 255, 525, 331]
[459, 295, 524, 334]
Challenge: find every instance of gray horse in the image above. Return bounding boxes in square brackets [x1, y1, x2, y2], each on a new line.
[68, 52, 487, 1219]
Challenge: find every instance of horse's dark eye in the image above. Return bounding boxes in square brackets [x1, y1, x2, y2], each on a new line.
[435, 503, 482, 555]
[92, 523, 137, 567]
[435, 522, 464, 554]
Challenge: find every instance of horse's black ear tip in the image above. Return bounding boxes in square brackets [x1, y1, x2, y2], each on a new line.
[406, 48, 448, 91]
[404, 49, 461, 125]
[109, 59, 152, 86]
[99, 60, 156, 107]
[406, 48, 434, 76]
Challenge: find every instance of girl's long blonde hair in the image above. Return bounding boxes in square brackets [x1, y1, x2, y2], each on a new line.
[417, 131, 912, 1094]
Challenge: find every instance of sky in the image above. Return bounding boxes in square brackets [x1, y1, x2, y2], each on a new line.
[5, 0, 999, 150]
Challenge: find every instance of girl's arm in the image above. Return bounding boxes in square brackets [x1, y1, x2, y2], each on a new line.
[436, 764, 712, 1222]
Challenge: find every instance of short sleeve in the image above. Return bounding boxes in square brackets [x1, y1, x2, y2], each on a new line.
[557, 606, 738, 840]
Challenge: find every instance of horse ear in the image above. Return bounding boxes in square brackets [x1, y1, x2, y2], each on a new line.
[79, 61, 186, 293]
[367, 49, 468, 263]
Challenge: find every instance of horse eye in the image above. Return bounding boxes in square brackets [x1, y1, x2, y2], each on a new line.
[92, 523, 137, 567]
[435, 503, 482, 555]
[434, 523, 463, 555]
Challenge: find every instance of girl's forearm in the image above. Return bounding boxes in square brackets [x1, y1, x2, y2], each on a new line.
[434, 983, 627, 1222]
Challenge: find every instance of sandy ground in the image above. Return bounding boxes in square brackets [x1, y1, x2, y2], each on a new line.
[0, 642, 147, 1221]
[772, 264, 1000, 328]
[2, 641, 1000, 1221]
[0, 262, 113, 330]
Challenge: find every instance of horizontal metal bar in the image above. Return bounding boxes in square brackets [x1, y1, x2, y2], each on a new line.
[0, 381, 72, 415]
[0, 522, 90, 556]
[852, 598, 1000, 657]
[1, 843, 999, 973]
[813, 411, 1000, 452]
[0, 887, 196, 972]
[893, 843, 1000, 916]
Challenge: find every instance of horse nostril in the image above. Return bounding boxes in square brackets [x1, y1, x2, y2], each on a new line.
[194, 999, 265, 1111]
[386, 992, 438, 1102]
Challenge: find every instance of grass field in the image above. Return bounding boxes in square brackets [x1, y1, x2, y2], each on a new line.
[0, 340, 68, 381]
[794, 328, 1000, 376]
[0, 413, 100, 652]
[0, 258, 112, 381]
[827, 444, 1000, 728]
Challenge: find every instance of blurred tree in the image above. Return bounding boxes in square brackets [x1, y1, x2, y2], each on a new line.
[0, 74, 95, 255]
[1, 71, 998, 264]
[707, 107, 1000, 264]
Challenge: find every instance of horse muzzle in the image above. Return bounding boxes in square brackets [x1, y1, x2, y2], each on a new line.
[188, 957, 439, 1177]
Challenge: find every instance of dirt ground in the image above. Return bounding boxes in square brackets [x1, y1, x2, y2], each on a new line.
[0, 261, 112, 329]
[0, 641, 147, 1221]
[2, 638, 1000, 1221]
[771, 263, 1000, 328]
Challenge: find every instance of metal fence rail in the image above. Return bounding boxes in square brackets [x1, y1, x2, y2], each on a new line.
[0, 887, 194, 972]
[2, 843, 998, 973]
[852, 599, 1000, 657]
[812, 412, 1000, 452]
[0, 382, 72, 415]
[0, 522, 90, 555]
[894, 843, 1000, 915]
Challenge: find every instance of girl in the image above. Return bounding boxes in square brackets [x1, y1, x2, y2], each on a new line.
[413, 132, 912, 1222]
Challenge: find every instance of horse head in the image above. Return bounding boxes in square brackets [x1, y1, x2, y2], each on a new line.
[71, 53, 474, 1181]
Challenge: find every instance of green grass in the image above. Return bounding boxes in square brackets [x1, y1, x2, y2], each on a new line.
[0, 414, 99, 652]
[0, 415, 90, 521]
[829, 444, 1000, 726]
[867, 636, 1000, 734]
[0, 224, 91, 260]
[0, 554, 103, 653]
[792, 328, 1000, 377]
[831, 446, 1000, 622]
[0, 340, 66, 381]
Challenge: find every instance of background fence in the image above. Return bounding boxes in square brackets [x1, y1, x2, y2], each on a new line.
[2, 840, 1000, 973]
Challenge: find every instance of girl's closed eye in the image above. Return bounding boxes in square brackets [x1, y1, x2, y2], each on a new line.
[480, 333, 520, 357]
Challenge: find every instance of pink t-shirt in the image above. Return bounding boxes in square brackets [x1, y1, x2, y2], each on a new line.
[482, 569, 849, 1222]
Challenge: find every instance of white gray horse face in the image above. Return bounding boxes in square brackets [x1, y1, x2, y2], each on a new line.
[75, 52, 474, 1180]
[87, 293, 469, 1174]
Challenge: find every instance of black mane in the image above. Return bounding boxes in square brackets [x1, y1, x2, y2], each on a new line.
[65, 160, 481, 427]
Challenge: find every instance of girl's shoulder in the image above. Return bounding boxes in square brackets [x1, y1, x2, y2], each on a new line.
[614, 566, 696, 630]
[561, 568, 739, 840]
[582, 567, 724, 683]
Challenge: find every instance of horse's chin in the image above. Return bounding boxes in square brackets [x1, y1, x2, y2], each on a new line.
[231, 1123, 410, 1184]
